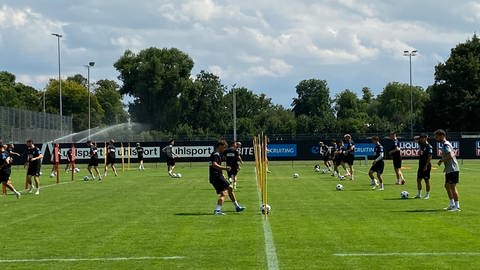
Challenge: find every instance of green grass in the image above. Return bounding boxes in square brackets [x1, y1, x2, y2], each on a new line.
[1, 160, 480, 269]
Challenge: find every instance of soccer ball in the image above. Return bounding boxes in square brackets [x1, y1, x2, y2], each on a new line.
[314, 164, 320, 172]
[314, 167, 320, 172]
[83, 176, 90, 181]
[176, 173, 182, 178]
[339, 175, 345, 180]
[400, 191, 409, 199]
[293, 173, 299, 178]
[50, 172, 56, 178]
[74, 168, 80, 172]
[336, 183, 344, 191]
[321, 168, 327, 174]
[261, 204, 271, 214]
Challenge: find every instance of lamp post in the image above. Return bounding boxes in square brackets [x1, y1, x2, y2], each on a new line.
[52, 33, 63, 136]
[232, 83, 237, 141]
[403, 49, 417, 139]
[85, 62, 95, 140]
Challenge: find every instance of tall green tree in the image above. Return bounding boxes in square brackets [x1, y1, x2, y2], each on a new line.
[424, 34, 480, 131]
[0, 71, 42, 110]
[334, 89, 369, 133]
[291, 79, 335, 133]
[45, 79, 103, 131]
[114, 47, 194, 130]
[95, 79, 128, 126]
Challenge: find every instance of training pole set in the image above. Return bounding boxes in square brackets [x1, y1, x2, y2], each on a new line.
[253, 133, 268, 217]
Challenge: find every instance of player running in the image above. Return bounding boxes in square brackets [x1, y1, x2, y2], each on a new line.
[209, 140, 245, 215]
[319, 141, 332, 172]
[87, 141, 102, 180]
[434, 129, 461, 212]
[343, 134, 355, 180]
[224, 141, 242, 190]
[104, 139, 118, 177]
[415, 134, 432, 199]
[369, 136, 384, 190]
[0, 143, 21, 198]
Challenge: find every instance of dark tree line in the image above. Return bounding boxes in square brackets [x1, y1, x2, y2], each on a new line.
[2, 35, 480, 138]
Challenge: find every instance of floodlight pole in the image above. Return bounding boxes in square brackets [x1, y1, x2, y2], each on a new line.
[52, 33, 63, 137]
[232, 83, 237, 141]
[403, 49, 417, 139]
[85, 62, 95, 140]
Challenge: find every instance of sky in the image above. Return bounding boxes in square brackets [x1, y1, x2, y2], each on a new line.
[1, 0, 479, 108]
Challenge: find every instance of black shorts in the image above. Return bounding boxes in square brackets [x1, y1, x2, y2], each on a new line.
[370, 160, 384, 174]
[417, 164, 431, 180]
[106, 156, 115, 165]
[0, 173, 10, 183]
[393, 156, 402, 169]
[138, 155, 144, 162]
[167, 157, 175, 166]
[322, 156, 330, 162]
[333, 157, 343, 166]
[445, 171, 459, 184]
[89, 158, 99, 167]
[227, 166, 239, 178]
[344, 155, 354, 166]
[27, 165, 41, 177]
[210, 175, 230, 194]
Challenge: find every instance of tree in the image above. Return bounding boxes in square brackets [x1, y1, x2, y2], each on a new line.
[0, 71, 42, 110]
[67, 74, 87, 87]
[334, 89, 369, 133]
[424, 34, 480, 131]
[95, 79, 128, 126]
[114, 47, 194, 130]
[45, 79, 103, 131]
[291, 79, 336, 133]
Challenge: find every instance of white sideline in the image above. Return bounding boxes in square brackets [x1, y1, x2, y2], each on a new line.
[0, 256, 184, 263]
[334, 252, 480, 257]
[254, 168, 280, 270]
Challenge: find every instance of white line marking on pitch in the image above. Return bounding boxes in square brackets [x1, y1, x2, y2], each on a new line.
[0, 256, 185, 263]
[334, 252, 480, 257]
[255, 168, 280, 270]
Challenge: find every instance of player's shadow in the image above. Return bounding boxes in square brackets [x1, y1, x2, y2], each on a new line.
[175, 212, 213, 216]
[392, 209, 444, 213]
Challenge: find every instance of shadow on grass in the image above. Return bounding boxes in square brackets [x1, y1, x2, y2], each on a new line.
[392, 209, 444, 213]
[175, 212, 214, 216]
[384, 198, 409, 200]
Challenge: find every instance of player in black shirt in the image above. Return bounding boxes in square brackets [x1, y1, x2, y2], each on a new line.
[369, 136, 384, 190]
[87, 141, 102, 180]
[415, 134, 433, 199]
[210, 140, 245, 215]
[319, 142, 332, 172]
[65, 148, 73, 172]
[0, 143, 21, 198]
[104, 139, 118, 177]
[26, 139, 43, 195]
[224, 141, 242, 190]
[343, 134, 355, 180]
[136, 143, 145, 170]
[388, 132, 406, 185]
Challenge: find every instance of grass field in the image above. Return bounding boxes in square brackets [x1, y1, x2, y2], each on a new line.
[1, 159, 480, 270]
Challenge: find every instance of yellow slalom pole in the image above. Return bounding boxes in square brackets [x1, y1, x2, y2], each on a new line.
[128, 142, 131, 170]
[103, 142, 107, 167]
[121, 142, 125, 172]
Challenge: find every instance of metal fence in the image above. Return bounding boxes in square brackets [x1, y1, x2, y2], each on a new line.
[0, 106, 72, 144]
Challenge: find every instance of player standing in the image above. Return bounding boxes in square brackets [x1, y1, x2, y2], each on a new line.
[209, 140, 245, 215]
[224, 141, 242, 190]
[26, 139, 43, 195]
[369, 136, 384, 190]
[87, 141, 102, 180]
[104, 139, 118, 177]
[0, 143, 21, 198]
[434, 129, 461, 212]
[343, 134, 355, 180]
[65, 147, 73, 172]
[162, 139, 179, 177]
[388, 132, 406, 185]
[136, 143, 145, 170]
[415, 134, 432, 199]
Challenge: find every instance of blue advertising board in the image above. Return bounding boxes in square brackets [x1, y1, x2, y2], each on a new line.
[267, 144, 297, 157]
[355, 143, 375, 157]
